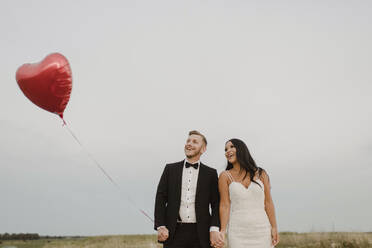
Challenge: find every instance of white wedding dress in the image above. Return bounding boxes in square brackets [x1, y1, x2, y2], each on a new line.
[226, 171, 273, 248]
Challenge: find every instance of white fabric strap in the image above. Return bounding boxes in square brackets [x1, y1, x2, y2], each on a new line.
[226, 171, 234, 183]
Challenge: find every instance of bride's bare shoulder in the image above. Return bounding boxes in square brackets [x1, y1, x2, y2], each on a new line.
[219, 170, 228, 178]
[219, 170, 231, 182]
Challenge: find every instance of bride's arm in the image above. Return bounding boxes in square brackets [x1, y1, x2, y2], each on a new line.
[261, 170, 277, 228]
[261, 170, 279, 245]
[218, 172, 231, 234]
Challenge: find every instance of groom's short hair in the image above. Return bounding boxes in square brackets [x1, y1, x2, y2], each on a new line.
[188, 130, 207, 146]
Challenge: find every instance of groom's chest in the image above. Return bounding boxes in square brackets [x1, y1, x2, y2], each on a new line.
[180, 167, 199, 193]
[169, 165, 210, 198]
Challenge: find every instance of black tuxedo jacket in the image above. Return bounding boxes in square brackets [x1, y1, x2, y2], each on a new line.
[154, 160, 220, 248]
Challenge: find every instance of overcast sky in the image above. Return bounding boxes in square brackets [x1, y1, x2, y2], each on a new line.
[1, 0, 371, 236]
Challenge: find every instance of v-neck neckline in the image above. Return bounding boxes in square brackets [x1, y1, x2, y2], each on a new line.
[231, 181, 251, 190]
[227, 170, 260, 189]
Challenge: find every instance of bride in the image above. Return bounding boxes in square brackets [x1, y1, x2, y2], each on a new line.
[217, 139, 279, 248]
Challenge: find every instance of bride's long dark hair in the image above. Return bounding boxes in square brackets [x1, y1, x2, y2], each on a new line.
[225, 138, 262, 187]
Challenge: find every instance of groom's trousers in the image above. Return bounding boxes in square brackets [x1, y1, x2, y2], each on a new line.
[164, 223, 202, 248]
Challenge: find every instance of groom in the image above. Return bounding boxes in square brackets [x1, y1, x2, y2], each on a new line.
[154, 130, 223, 248]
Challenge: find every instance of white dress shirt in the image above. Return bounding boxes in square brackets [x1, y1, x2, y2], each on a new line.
[179, 159, 200, 223]
[157, 159, 219, 232]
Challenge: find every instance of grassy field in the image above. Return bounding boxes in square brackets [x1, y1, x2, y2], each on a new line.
[1, 232, 371, 248]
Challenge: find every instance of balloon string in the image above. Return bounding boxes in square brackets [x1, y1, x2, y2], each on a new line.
[63, 123, 154, 223]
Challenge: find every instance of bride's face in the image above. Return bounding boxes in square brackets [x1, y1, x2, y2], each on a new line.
[225, 141, 237, 164]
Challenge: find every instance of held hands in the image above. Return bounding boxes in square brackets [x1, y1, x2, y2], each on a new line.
[210, 231, 225, 248]
[271, 227, 280, 246]
[157, 226, 169, 242]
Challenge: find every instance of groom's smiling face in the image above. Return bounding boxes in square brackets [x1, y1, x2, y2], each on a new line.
[184, 134, 206, 159]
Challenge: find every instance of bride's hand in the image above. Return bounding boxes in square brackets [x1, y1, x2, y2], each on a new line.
[218, 231, 225, 247]
[210, 231, 224, 248]
[271, 227, 279, 246]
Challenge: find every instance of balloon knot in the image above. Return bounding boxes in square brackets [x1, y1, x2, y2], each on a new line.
[59, 113, 67, 126]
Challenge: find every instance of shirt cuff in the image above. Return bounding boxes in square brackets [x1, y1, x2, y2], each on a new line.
[157, 226, 166, 230]
[209, 226, 220, 232]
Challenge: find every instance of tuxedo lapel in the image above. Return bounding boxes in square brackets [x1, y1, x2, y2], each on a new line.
[175, 161, 184, 205]
[195, 163, 206, 200]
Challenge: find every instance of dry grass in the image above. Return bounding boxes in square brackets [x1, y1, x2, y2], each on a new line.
[42, 235, 161, 248]
[1, 232, 371, 248]
[276, 232, 372, 248]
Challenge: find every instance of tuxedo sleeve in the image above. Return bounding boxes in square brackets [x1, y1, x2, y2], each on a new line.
[154, 164, 169, 230]
[210, 168, 220, 228]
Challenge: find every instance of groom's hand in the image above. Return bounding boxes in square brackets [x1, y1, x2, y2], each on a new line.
[210, 231, 224, 248]
[157, 226, 169, 242]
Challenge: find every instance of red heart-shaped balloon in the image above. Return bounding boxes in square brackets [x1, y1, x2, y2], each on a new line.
[16, 53, 72, 120]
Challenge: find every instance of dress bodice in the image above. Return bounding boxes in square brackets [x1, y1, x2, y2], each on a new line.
[229, 179, 265, 213]
[224, 170, 273, 248]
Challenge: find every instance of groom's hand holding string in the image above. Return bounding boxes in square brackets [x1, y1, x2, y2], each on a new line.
[157, 226, 169, 242]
